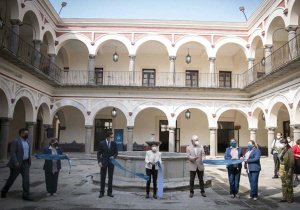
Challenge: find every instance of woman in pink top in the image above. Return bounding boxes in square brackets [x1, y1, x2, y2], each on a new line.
[292, 139, 300, 187]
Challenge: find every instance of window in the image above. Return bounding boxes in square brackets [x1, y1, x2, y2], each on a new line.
[186, 70, 198, 87]
[142, 69, 155, 86]
[95, 68, 103, 85]
[219, 71, 231, 88]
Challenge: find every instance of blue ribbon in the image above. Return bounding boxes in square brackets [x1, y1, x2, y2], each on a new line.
[35, 153, 72, 174]
[203, 159, 243, 165]
[156, 161, 164, 199]
[110, 158, 149, 181]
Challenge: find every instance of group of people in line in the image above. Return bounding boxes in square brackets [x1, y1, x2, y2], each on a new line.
[1, 128, 300, 204]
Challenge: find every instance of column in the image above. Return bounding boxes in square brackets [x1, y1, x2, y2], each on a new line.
[209, 128, 217, 157]
[249, 128, 257, 142]
[10, 19, 21, 55]
[48, 54, 56, 79]
[43, 124, 52, 149]
[291, 124, 300, 142]
[88, 54, 95, 85]
[264, 44, 272, 74]
[0, 118, 12, 160]
[267, 127, 276, 158]
[32, 40, 42, 68]
[127, 126, 134, 151]
[286, 26, 298, 59]
[26, 122, 36, 156]
[208, 57, 216, 87]
[169, 56, 176, 86]
[168, 127, 175, 152]
[247, 58, 255, 83]
[128, 55, 136, 85]
[85, 125, 93, 154]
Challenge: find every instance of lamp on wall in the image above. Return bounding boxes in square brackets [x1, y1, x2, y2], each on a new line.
[113, 47, 119, 62]
[111, 107, 117, 118]
[185, 48, 191, 64]
[185, 109, 191, 119]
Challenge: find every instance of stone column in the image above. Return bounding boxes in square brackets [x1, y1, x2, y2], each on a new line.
[249, 128, 257, 142]
[264, 44, 273, 74]
[291, 124, 300, 142]
[88, 55, 96, 85]
[168, 127, 175, 152]
[209, 128, 217, 157]
[209, 57, 216, 87]
[129, 55, 136, 85]
[247, 58, 255, 83]
[43, 124, 52, 149]
[26, 122, 36, 156]
[85, 125, 93, 154]
[10, 19, 21, 55]
[48, 54, 56, 79]
[169, 56, 176, 86]
[267, 127, 276, 158]
[127, 126, 134, 151]
[32, 40, 42, 68]
[286, 26, 298, 59]
[0, 118, 12, 160]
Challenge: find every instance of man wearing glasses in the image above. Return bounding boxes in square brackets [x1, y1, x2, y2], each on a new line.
[97, 131, 118, 198]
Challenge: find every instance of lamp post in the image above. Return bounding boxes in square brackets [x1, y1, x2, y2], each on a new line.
[239, 6, 247, 21]
[58, 2, 67, 16]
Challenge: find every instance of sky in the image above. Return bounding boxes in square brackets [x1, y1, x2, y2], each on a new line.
[49, 0, 263, 22]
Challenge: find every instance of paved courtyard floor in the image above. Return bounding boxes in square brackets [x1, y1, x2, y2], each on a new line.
[0, 154, 299, 210]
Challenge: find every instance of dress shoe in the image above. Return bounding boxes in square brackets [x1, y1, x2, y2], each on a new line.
[153, 194, 157, 199]
[98, 194, 104, 198]
[107, 194, 114, 197]
[1, 191, 6, 198]
[201, 192, 207, 197]
[189, 193, 194, 198]
[279, 199, 287, 202]
[145, 194, 149, 199]
[235, 193, 240, 199]
[22, 196, 34, 201]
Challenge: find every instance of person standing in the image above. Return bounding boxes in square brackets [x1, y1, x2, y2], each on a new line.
[287, 137, 295, 148]
[244, 140, 261, 201]
[43, 138, 63, 196]
[145, 141, 162, 199]
[278, 139, 294, 203]
[1, 128, 33, 201]
[224, 139, 243, 198]
[186, 135, 206, 198]
[292, 139, 300, 187]
[97, 131, 118, 198]
[271, 132, 283, 179]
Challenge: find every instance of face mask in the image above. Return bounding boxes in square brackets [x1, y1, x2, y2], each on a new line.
[230, 143, 237, 148]
[276, 135, 281, 139]
[247, 144, 253, 150]
[194, 141, 199, 146]
[23, 134, 28, 139]
[287, 138, 291, 143]
[152, 147, 157, 152]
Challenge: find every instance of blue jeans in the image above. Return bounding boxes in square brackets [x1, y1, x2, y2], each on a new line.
[227, 168, 241, 195]
[248, 171, 260, 198]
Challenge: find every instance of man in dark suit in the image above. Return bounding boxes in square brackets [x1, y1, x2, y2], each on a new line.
[97, 131, 118, 198]
[1, 128, 33, 201]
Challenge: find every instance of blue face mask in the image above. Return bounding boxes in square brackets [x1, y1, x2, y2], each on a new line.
[247, 144, 253, 150]
[230, 143, 237, 148]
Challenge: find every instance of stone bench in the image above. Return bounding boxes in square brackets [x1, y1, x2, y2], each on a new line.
[59, 140, 85, 152]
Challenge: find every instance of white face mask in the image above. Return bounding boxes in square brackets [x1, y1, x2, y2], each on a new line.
[287, 138, 291, 143]
[194, 141, 199, 146]
[276, 135, 281, 139]
[152, 147, 157, 152]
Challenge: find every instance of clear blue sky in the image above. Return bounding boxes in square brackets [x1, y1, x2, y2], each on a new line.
[50, 0, 263, 22]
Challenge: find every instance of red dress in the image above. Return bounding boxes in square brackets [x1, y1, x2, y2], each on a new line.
[292, 145, 300, 174]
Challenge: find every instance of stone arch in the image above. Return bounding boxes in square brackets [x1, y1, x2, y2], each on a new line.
[174, 36, 212, 57]
[248, 32, 264, 59]
[288, 0, 300, 26]
[0, 88, 9, 118]
[215, 104, 250, 127]
[36, 102, 51, 125]
[20, 8, 42, 41]
[292, 88, 300, 124]
[264, 9, 288, 45]
[41, 30, 55, 55]
[173, 102, 210, 123]
[214, 37, 249, 58]
[93, 34, 132, 55]
[0, 78, 13, 117]
[134, 35, 172, 56]
[55, 33, 92, 55]
[267, 95, 290, 127]
[13, 96, 35, 122]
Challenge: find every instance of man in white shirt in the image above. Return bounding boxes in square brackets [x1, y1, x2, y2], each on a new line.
[186, 135, 206, 198]
[271, 132, 283, 178]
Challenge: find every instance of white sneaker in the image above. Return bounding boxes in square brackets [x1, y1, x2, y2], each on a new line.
[253, 197, 258, 201]
[235, 194, 240, 199]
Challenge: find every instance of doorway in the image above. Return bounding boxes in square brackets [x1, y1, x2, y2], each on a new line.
[94, 119, 112, 151]
[159, 120, 169, 151]
[217, 122, 235, 153]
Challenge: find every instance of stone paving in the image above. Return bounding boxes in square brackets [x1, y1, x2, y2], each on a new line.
[0, 154, 299, 210]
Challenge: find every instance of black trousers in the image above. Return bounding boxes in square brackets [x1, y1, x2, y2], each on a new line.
[146, 166, 158, 194]
[273, 153, 280, 176]
[100, 163, 114, 195]
[44, 171, 59, 194]
[190, 169, 205, 193]
[1, 160, 30, 197]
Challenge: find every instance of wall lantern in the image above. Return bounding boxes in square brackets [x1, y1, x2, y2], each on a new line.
[111, 107, 117, 118]
[113, 47, 119, 62]
[185, 109, 191, 119]
[185, 48, 191, 64]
